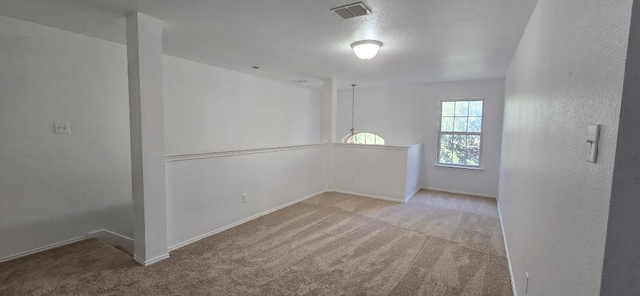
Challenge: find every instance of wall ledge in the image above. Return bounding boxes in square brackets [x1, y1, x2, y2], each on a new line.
[165, 144, 327, 162]
[331, 143, 411, 151]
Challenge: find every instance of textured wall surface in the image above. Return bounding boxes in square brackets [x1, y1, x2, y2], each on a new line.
[500, 1, 632, 295]
[0, 16, 133, 259]
[162, 55, 326, 249]
[332, 144, 409, 201]
[337, 78, 505, 197]
[163, 55, 321, 154]
[166, 146, 327, 249]
[601, 1, 640, 295]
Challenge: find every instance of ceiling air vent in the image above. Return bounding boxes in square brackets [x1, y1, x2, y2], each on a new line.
[331, 2, 371, 19]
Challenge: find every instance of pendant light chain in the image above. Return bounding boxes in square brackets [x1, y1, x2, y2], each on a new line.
[350, 84, 356, 141]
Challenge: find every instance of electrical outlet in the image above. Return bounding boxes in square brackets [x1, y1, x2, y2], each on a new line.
[241, 193, 247, 204]
[54, 122, 71, 134]
[525, 272, 529, 293]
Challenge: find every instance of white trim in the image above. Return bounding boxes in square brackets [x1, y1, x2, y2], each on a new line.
[165, 144, 327, 162]
[331, 190, 404, 203]
[134, 253, 170, 266]
[436, 98, 485, 168]
[0, 235, 87, 263]
[497, 201, 518, 296]
[405, 187, 421, 202]
[331, 143, 409, 151]
[88, 230, 134, 254]
[168, 189, 328, 251]
[434, 163, 484, 171]
[423, 187, 497, 199]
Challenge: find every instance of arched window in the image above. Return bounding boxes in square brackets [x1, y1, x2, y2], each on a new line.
[342, 131, 385, 145]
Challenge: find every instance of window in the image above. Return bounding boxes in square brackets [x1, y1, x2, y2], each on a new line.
[342, 131, 385, 145]
[437, 99, 483, 167]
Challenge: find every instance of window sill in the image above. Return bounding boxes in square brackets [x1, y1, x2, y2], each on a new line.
[434, 164, 484, 171]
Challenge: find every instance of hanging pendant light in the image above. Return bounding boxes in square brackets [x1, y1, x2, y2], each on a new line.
[349, 84, 357, 143]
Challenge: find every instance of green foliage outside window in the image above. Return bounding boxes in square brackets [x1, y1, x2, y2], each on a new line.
[438, 100, 483, 167]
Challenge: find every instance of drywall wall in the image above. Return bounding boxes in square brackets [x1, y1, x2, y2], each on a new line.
[166, 146, 326, 248]
[332, 144, 410, 202]
[162, 56, 325, 248]
[601, 1, 640, 294]
[163, 55, 321, 154]
[405, 143, 423, 201]
[337, 78, 505, 197]
[0, 16, 133, 260]
[500, 1, 632, 295]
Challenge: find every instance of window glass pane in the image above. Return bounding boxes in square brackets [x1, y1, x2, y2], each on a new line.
[453, 117, 468, 132]
[467, 116, 482, 132]
[451, 135, 467, 164]
[468, 101, 483, 116]
[455, 101, 469, 116]
[439, 134, 453, 163]
[466, 135, 481, 165]
[442, 101, 455, 116]
[440, 134, 452, 149]
[343, 132, 385, 145]
[365, 133, 375, 144]
[441, 116, 454, 132]
[439, 148, 452, 164]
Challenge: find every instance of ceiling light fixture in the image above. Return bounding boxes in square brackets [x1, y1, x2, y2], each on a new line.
[350, 40, 383, 60]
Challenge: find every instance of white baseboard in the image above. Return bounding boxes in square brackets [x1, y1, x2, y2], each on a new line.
[405, 187, 421, 202]
[497, 202, 518, 296]
[0, 235, 87, 263]
[88, 229, 134, 254]
[423, 187, 497, 199]
[331, 190, 404, 203]
[168, 189, 328, 251]
[134, 253, 170, 266]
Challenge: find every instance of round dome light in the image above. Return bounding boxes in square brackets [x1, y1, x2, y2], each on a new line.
[350, 40, 383, 60]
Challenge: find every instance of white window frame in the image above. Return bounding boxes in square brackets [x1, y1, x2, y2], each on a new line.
[436, 98, 484, 169]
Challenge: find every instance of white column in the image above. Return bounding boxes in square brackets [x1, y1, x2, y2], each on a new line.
[321, 79, 338, 191]
[126, 12, 168, 266]
[321, 79, 338, 143]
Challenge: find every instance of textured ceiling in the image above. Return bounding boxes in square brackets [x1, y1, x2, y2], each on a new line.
[0, 0, 537, 90]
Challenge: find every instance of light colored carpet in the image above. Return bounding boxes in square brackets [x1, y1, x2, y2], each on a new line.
[0, 190, 512, 295]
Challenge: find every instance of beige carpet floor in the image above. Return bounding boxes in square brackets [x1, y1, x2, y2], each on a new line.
[0, 190, 512, 295]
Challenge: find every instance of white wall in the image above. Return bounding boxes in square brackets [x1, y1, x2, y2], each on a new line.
[163, 55, 321, 154]
[162, 56, 325, 248]
[166, 146, 326, 248]
[500, 1, 632, 295]
[0, 16, 133, 260]
[332, 144, 409, 202]
[405, 143, 422, 201]
[601, 2, 640, 294]
[337, 78, 505, 197]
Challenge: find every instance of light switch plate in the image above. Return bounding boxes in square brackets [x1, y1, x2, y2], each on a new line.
[587, 124, 600, 163]
[54, 122, 71, 134]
